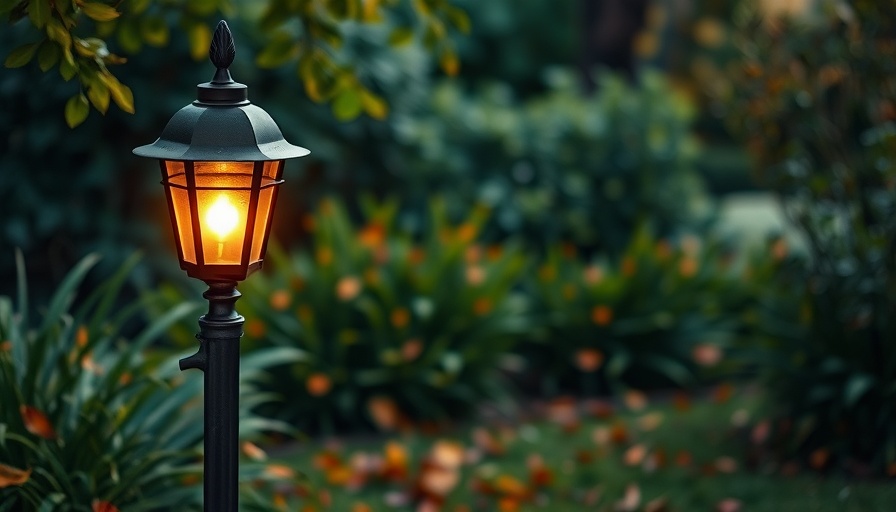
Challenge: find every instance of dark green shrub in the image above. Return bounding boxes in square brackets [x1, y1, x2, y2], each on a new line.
[725, 1, 896, 474]
[524, 226, 750, 396]
[392, 70, 711, 253]
[235, 197, 529, 433]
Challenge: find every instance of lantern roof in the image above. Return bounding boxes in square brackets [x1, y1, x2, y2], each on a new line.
[133, 20, 309, 162]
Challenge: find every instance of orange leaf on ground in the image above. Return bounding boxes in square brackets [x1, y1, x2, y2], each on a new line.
[20, 405, 56, 439]
[623, 390, 648, 411]
[712, 383, 734, 403]
[810, 448, 830, 470]
[368, 396, 405, 431]
[637, 412, 664, 432]
[716, 498, 743, 512]
[615, 483, 641, 511]
[645, 496, 671, 512]
[264, 464, 295, 479]
[91, 500, 119, 512]
[715, 456, 738, 474]
[623, 444, 647, 467]
[472, 427, 505, 457]
[574, 348, 604, 372]
[0, 463, 31, 488]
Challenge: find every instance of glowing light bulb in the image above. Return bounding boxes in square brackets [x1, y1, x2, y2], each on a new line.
[206, 195, 239, 238]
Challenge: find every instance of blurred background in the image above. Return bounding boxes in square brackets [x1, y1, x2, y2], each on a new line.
[2, 0, 896, 510]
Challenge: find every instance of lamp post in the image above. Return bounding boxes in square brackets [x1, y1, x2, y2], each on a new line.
[132, 20, 309, 511]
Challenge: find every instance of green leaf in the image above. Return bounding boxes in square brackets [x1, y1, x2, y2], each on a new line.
[117, 19, 142, 53]
[59, 55, 78, 80]
[186, 0, 217, 15]
[101, 73, 135, 113]
[332, 87, 363, 120]
[129, 0, 151, 15]
[140, 16, 169, 47]
[387, 27, 414, 47]
[37, 40, 59, 71]
[87, 82, 110, 114]
[4, 42, 38, 68]
[28, 0, 49, 28]
[80, 2, 120, 22]
[65, 93, 89, 127]
[256, 33, 298, 68]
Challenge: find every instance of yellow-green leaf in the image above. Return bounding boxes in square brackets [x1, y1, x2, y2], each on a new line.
[65, 93, 89, 128]
[46, 19, 71, 51]
[140, 16, 169, 47]
[37, 40, 59, 71]
[446, 6, 471, 34]
[187, 23, 212, 61]
[80, 2, 120, 22]
[101, 73, 135, 113]
[439, 47, 459, 76]
[332, 87, 363, 120]
[4, 43, 38, 68]
[28, 0, 49, 28]
[388, 27, 414, 47]
[256, 33, 298, 69]
[129, 0, 151, 15]
[117, 19, 142, 53]
[360, 89, 388, 120]
[87, 82, 110, 114]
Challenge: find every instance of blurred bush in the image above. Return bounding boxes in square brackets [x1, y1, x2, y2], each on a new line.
[393, 69, 712, 254]
[522, 225, 750, 396]
[724, 0, 896, 474]
[232, 197, 529, 433]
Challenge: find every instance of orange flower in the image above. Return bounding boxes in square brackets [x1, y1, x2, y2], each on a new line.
[91, 500, 119, 512]
[401, 339, 423, 361]
[316, 247, 333, 266]
[264, 463, 295, 479]
[527, 454, 553, 488]
[409, 247, 426, 265]
[336, 276, 362, 301]
[367, 396, 402, 431]
[76, 326, 89, 347]
[430, 440, 465, 470]
[692, 343, 723, 366]
[20, 405, 56, 439]
[498, 497, 521, 512]
[306, 373, 332, 397]
[465, 245, 482, 264]
[623, 444, 648, 467]
[621, 257, 637, 277]
[473, 298, 492, 316]
[465, 265, 486, 286]
[420, 465, 460, 497]
[245, 319, 266, 339]
[591, 305, 613, 326]
[574, 348, 604, 372]
[390, 308, 410, 328]
[771, 238, 788, 261]
[118, 372, 132, 386]
[679, 258, 698, 278]
[486, 245, 503, 261]
[583, 265, 603, 285]
[383, 441, 409, 480]
[269, 290, 291, 311]
[0, 463, 31, 488]
[242, 441, 268, 461]
[456, 223, 477, 243]
[358, 223, 385, 249]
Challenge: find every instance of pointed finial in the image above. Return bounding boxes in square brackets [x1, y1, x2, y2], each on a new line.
[209, 20, 236, 84]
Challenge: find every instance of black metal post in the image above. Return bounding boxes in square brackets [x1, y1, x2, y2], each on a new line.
[179, 281, 243, 512]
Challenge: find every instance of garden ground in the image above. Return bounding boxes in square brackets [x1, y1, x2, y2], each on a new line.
[258, 386, 896, 511]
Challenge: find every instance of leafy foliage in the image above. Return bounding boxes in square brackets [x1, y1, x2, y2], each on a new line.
[392, 70, 711, 253]
[724, 0, 896, 473]
[0, 252, 303, 509]
[523, 226, 750, 396]
[233, 197, 529, 433]
[2, 0, 468, 125]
